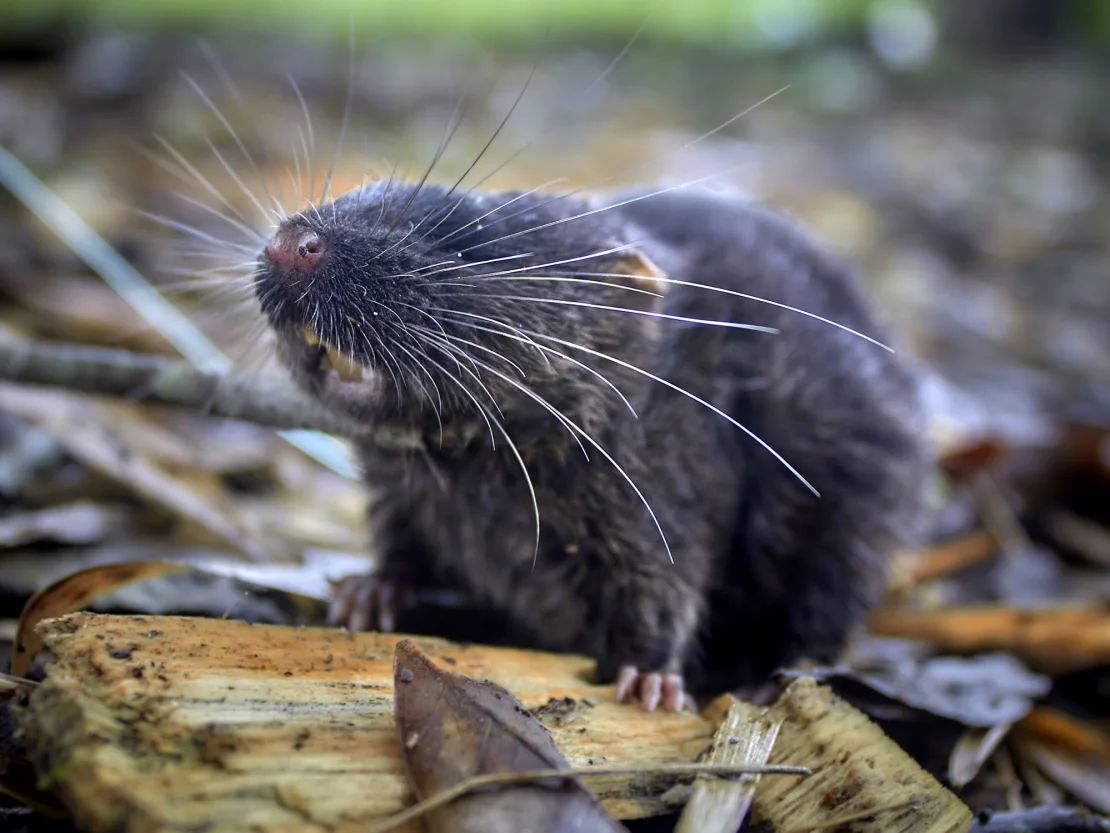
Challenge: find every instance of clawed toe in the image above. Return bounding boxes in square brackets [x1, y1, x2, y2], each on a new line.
[615, 664, 689, 712]
[327, 574, 411, 632]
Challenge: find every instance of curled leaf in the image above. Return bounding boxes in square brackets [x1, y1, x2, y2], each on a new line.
[11, 561, 188, 677]
[392, 639, 626, 833]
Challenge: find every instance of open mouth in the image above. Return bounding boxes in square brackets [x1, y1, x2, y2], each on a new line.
[300, 326, 366, 383]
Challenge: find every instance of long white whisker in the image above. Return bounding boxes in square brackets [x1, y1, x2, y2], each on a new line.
[413, 323, 527, 379]
[520, 327, 819, 497]
[455, 169, 740, 256]
[181, 72, 258, 169]
[433, 178, 568, 247]
[475, 270, 894, 352]
[677, 85, 790, 153]
[422, 330, 588, 461]
[138, 210, 257, 254]
[150, 134, 255, 230]
[429, 333, 673, 565]
[435, 293, 780, 334]
[203, 137, 281, 225]
[426, 306, 551, 368]
[415, 251, 534, 277]
[170, 191, 265, 243]
[430, 273, 662, 299]
[435, 311, 638, 418]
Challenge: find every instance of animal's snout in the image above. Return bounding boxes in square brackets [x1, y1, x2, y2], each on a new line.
[264, 227, 327, 273]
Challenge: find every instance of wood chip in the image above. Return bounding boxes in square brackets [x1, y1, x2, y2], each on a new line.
[676, 695, 779, 833]
[749, 678, 973, 833]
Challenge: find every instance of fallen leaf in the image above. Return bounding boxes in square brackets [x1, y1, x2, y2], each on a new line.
[948, 723, 1012, 787]
[10, 561, 188, 677]
[392, 639, 627, 833]
[803, 649, 1050, 727]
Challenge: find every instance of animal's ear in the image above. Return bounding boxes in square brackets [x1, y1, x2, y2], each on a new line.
[607, 250, 667, 311]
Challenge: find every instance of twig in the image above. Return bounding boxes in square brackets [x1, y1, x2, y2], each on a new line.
[0, 339, 375, 439]
[0, 144, 354, 477]
[0, 672, 38, 695]
[366, 762, 811, 833]
[677, 701, 780, 833]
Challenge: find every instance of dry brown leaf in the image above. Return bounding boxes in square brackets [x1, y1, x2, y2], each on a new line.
[10, 562, 188, 677]
[938, 439, 1008, 478]
[392, 639, 627, 833]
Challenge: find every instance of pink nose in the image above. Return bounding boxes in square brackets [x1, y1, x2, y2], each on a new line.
[264, 228, 326, 272]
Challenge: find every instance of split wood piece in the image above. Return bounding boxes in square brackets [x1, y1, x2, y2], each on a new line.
[676, 695, 779, 833]
[749, 678, 973, 833]
[869, 606, 1110, 673]
[16, 613, 716, 833]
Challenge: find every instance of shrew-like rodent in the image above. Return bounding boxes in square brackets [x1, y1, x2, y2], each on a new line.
[255, 180, 926, 711]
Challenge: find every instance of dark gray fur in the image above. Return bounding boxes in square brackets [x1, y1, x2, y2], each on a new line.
[256, 182, 927, 694]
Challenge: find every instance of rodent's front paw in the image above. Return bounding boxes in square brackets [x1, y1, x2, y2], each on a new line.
[615, 665, 690, 712]
[327, 573, 413, 632]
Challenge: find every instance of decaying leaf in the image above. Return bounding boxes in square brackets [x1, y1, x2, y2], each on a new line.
[392, 639, 627, 833]
[1016, 707, 1110, 764]
[10, 562, 188, 677]
[807, 648, 1051, 727]
[948, 723, 1013, 787]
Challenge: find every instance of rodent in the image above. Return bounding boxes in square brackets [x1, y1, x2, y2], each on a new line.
[255, 180, 927, 711]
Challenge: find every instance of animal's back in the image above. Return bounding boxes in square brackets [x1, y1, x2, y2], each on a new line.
[621, 188, 925, 689]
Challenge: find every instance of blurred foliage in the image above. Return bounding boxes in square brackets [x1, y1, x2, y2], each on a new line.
[4, 0, 1110, 50]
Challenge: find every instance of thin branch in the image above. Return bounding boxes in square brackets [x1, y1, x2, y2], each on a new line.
[0, 339, 380, 441]
[366, 762, 811, 833]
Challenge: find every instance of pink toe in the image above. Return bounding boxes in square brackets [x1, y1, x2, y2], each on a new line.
[615, 665, 639, 702]
[378, 584, 396, 632]
[640, 672, 662, 711]
[326, 593, 347, 627]
[661, 674, 685, 712]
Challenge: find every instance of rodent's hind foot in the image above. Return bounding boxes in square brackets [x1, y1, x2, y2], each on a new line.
[615, 665, 689, 712]
[327, 572, 413, 633]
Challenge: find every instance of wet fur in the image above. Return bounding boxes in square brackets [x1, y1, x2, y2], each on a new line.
[256, 181, 926, 694]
